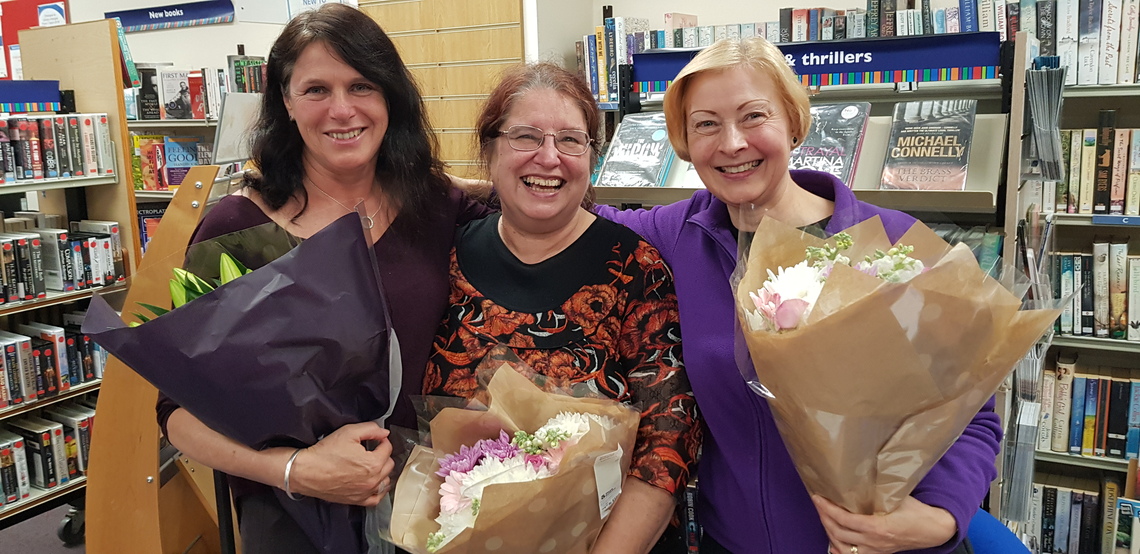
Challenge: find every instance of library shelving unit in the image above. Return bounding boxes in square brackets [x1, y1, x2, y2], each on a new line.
[13, 20, 223, 551]
[1031, 83, 1140, 475]
[0, 19, 141, 529]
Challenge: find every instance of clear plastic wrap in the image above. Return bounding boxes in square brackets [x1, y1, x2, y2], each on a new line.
[369, 355, 640, 553]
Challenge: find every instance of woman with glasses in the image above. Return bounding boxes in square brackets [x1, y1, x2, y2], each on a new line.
[423, 62, 701, 554]
[591, 38, 999, 554]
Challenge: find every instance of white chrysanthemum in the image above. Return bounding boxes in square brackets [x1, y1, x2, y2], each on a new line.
[432, 509, 476, 550]
[764, 261, 825, 305]
[461, 454, 551, 500]
[533, 412, 616, 448]
[855, 256, 925, 283]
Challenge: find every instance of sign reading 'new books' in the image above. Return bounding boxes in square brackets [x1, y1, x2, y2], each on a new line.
[105, 0, 234, 33]
[881, 100, 977, 191]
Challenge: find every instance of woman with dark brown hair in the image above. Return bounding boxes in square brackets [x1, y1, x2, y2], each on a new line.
[156, 5, 488, 552]
[423, 62, 701, 553]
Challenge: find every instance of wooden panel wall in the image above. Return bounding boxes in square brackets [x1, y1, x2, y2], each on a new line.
[361, 0, 524, 178]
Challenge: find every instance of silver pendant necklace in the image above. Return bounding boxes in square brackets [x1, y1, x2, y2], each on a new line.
[306, 178, 384, 229]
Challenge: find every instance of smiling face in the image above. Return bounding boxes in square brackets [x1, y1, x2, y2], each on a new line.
[283, 42, 389, 181]
[683, 65, 799, 213]
[490, 88, 592, 235]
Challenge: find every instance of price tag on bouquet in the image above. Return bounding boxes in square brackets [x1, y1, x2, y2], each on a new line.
[594, 446, 624, 518]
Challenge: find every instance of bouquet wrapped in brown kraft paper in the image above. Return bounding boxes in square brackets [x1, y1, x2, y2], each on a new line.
[732, 215, 1059, 516]
[385, 365, 640, 553]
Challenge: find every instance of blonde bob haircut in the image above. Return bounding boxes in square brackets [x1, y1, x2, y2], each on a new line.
[663, 37, 813, 162]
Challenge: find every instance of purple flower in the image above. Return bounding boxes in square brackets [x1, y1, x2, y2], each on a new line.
[436, 431, 522, 477]
[437, 443, 486, 477]
[476, 431, 521, 461]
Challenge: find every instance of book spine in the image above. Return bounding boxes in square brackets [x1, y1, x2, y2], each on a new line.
[1109, 378, 1131, 457]
[1073, 254, 1085, 334]
[1079, 489, 1098, 548]
[1130, 257, 1140, 342]
[585, 35, 598, 101]
[1068, 128, 1083, 211]
[1103, 475, 1122, 549]
[79, 115, 98, 177]
[52, 117, 71, 178]
[1078, 0, 1103, 85]
[979, 0, 997, 30]
[1043, 486, 1058, 551]
[1058, 0, 1081, 84]
[23, 119, 43, 180]
[1109, 241, 1129, 338]
[1110, 129, 1130, 213]
[1083, 376, 1099, 455]
[781, 7, 795, 42]
[1082, 253, 1096, 334]
[1061, 253, 1075, 333]
[1094, 112, 1117, 214]
[1006, 0, 1020, 36]
[1127, 379, 1140, 458]
[47, 424, 66, 485]
[37, 118, 58, 179]
[1128, 130, 1140, 215]
[8, 437, 29, 499]
[94, 114, 115, 176]
[1120, 0, 1140, 83]
[881, 0, 898, 36]
[1071, 376, 1087, 454]
[13, 238, 31, 301]
[1040, 369, 1058, 449]
[1093, 240, 1111, 337]
[1054, 487, 1072, 547]
[867, 0, 882, 36]
[1099, 0, 1123, 84]
[65, 117, 84, 177]
[1096, 377, 1111, 456]
[1053, 362, 1076, 451]
[1038, 0, 1057, 55]
[961, 0, 980, 30]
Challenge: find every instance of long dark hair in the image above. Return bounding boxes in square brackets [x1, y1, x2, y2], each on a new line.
[245, 3, 447, 232]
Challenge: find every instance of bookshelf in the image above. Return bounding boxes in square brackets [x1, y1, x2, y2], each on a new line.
[126, 119, 217, 129]
[0, 18, 140, 532]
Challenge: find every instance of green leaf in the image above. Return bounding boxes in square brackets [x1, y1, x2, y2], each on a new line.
[131, 312, 152, 324]
[138, 303, 171, 318]
[219, 253, 244, 285]
[169, 278, 188, 308]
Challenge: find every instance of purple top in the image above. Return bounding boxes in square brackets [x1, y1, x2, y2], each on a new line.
[595, 169, 1002, 553]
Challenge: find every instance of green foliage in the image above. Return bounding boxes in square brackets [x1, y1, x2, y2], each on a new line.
[133, 253, 252, 324]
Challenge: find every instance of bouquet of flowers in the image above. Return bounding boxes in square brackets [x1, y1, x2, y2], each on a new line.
[384, 365, 639, 553]
[83, 212, 402, 553]
[732, 215, 1059, 515]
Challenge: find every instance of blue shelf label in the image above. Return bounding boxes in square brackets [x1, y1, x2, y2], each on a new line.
[1091, 215, 1140, 226]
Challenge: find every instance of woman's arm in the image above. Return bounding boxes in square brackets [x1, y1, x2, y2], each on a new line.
[166, 408, 395, 506]
[592, 478, 675, 554]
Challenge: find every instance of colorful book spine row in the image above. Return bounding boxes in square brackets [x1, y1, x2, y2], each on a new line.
[798, 65, 999, 85]
[0, 395, 98, 508]
[0, 114, 116, 186]
[0, 103, 61, 114]
[1026, 474, 1120, 553]
[1042, 121, 1140, 217]
[1037, 358, 1140, 461]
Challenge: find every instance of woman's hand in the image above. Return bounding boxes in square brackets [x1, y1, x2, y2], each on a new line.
[811, 495, 957, 554]
[288, 422, 395, 506]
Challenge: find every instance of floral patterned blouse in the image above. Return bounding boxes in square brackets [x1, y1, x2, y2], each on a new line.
[423, 213, 701, 496]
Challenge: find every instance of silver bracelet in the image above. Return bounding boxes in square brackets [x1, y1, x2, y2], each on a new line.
[283, 448, 303, 501]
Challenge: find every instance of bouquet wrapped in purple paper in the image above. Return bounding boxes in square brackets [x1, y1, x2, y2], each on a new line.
[83, 212, 401, 553]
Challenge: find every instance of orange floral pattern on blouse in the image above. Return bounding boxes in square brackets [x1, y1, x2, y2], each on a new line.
[424, 237, 701, 496]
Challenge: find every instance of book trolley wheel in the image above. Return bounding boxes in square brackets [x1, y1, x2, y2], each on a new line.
[56, 507, 86, 546]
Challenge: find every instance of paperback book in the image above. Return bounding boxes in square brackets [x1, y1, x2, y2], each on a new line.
[596, 112, 675, 188]
[789, 102, 871, 185]
[881, 99, 977, 191]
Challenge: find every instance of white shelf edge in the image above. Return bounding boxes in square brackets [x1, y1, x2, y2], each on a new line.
[0, 475, 88, 519]
[126, 119, 217, 128]
[1051, 213, 1140, 227]
[1063, 84, 1140, 98]
[0, 379, 101, 421]
[1034, 450, 1129, 472]
[1052, 335, 1140, 353]
[0, 175, 118, 195]
[0, 283, 127, 318]
[134, 190, 176, 202]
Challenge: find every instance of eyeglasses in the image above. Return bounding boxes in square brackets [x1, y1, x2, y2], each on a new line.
[497, 125, 594, 156]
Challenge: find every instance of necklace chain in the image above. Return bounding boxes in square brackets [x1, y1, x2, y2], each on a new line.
[306, 178, 384, 230]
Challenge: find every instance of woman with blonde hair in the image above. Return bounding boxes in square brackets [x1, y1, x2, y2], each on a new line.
[593, 37, 999, 554]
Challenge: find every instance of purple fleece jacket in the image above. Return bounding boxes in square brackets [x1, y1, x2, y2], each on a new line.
[595, 169, 1002, 553]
